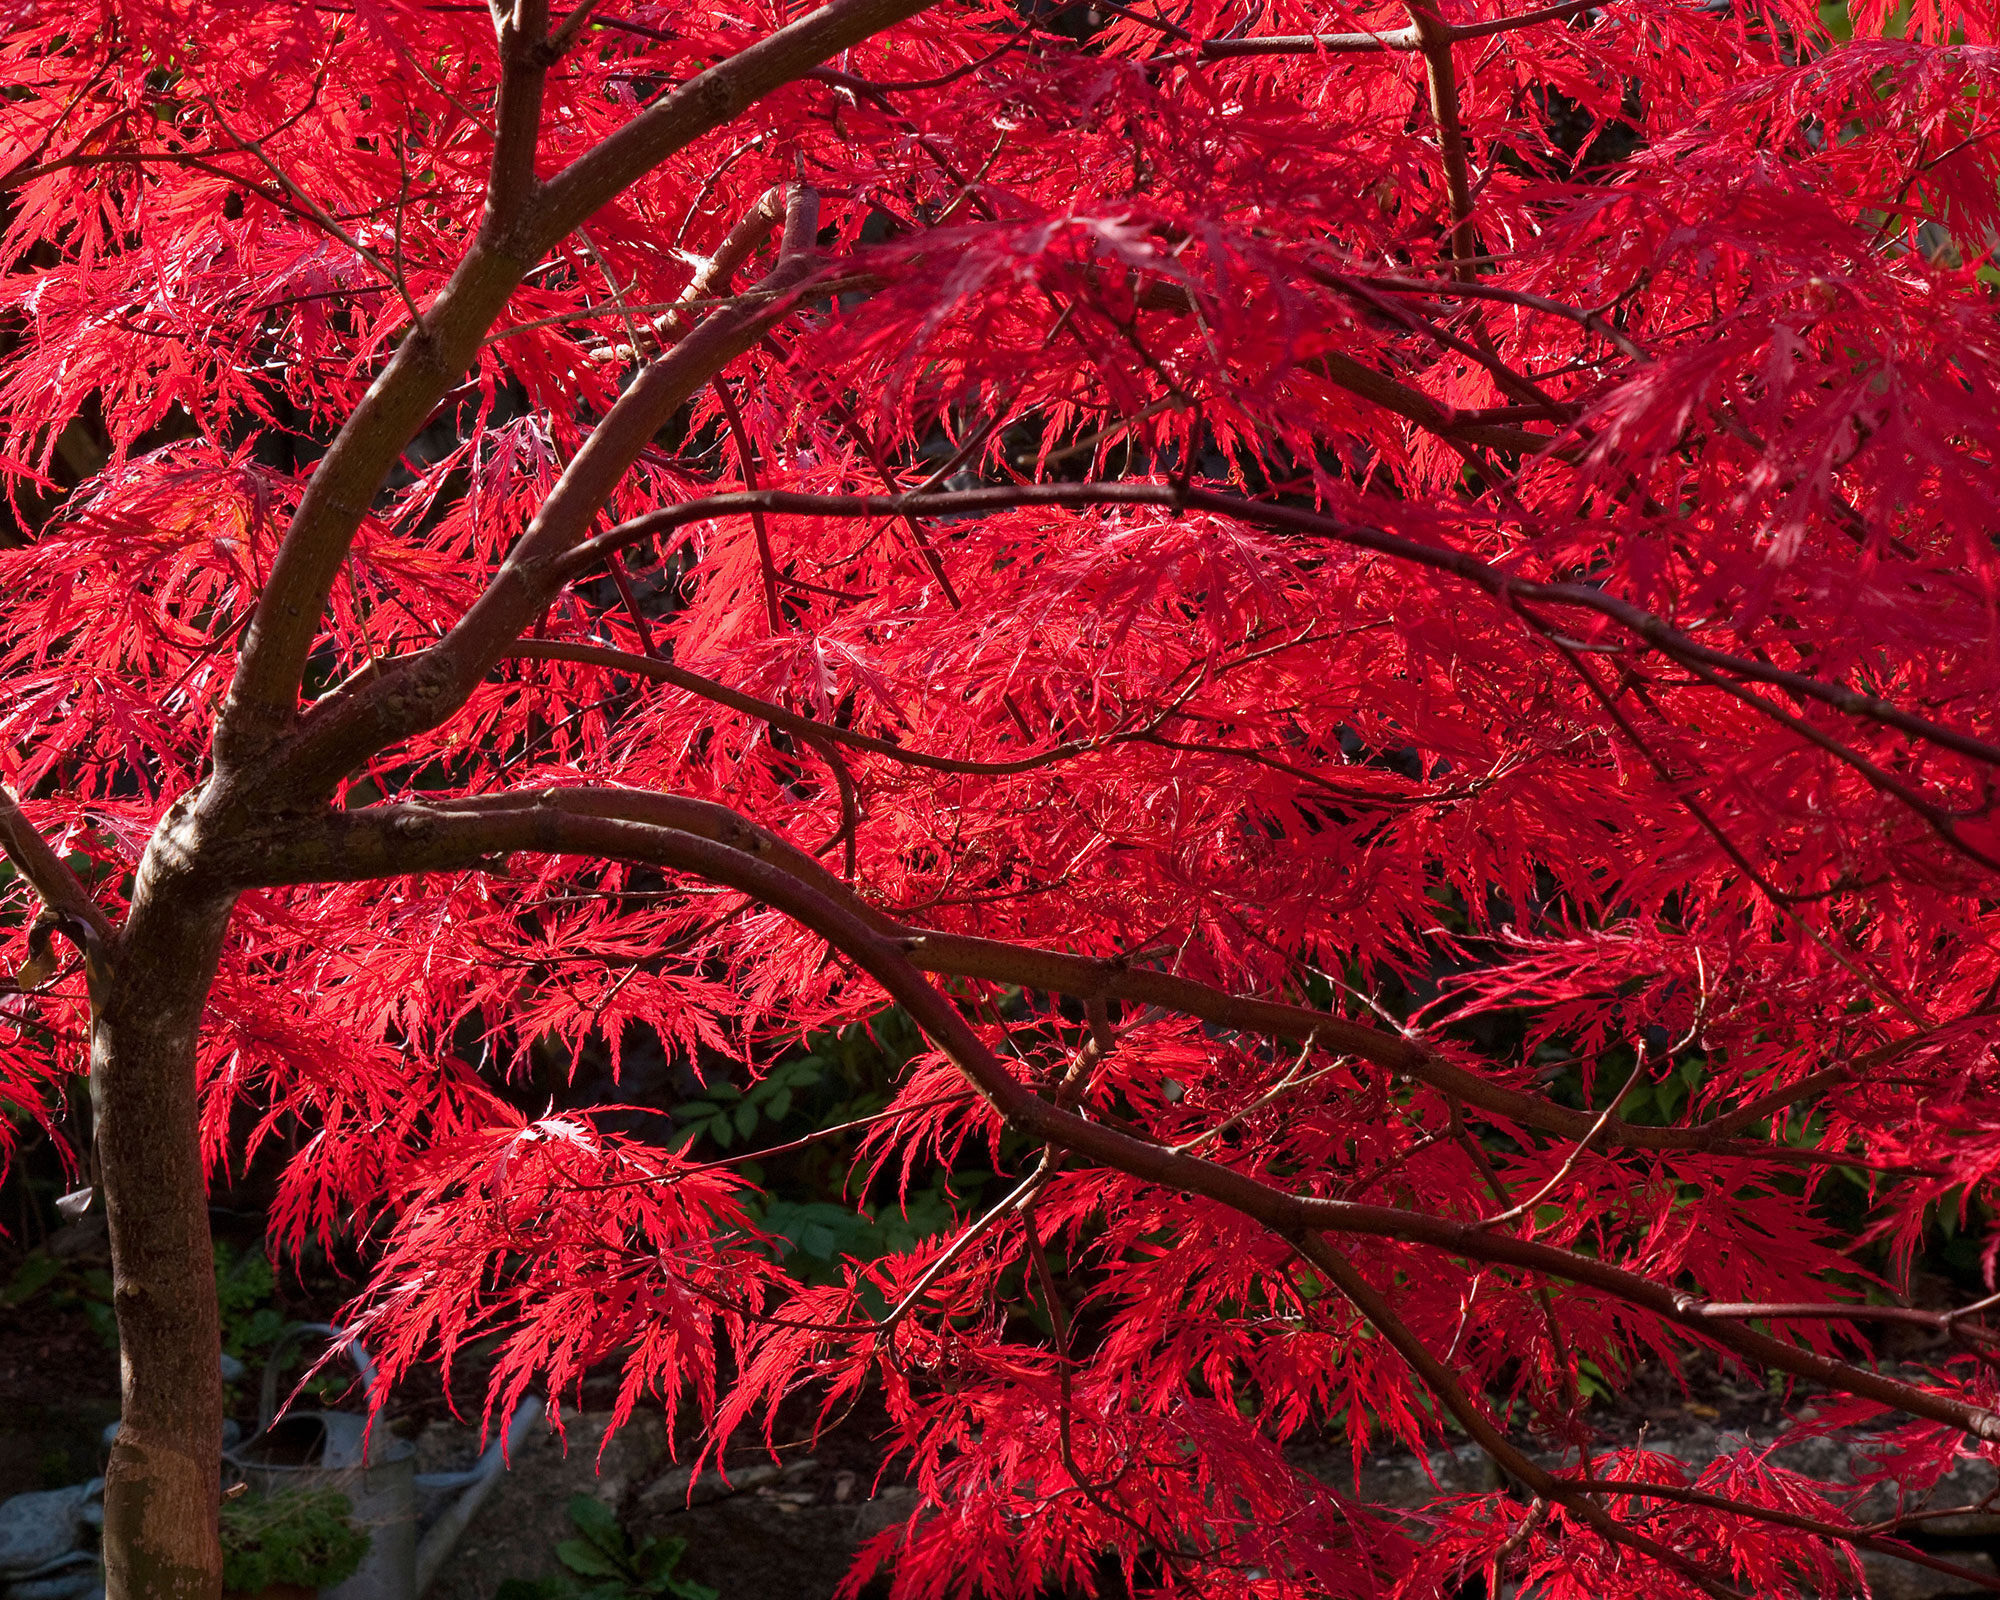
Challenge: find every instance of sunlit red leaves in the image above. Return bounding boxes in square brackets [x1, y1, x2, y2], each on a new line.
[6, 0, 2000, 1594]
[1410, 1448, 1867, 1599]
[345, 1104, 780, 1440]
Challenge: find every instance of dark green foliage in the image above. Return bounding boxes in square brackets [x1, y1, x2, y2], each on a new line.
[214, 1240, 287, 1360]
[494, 1494, 717, 1600]
[673, 1012, 990, 1285]
[219, 1488, 369, 1593]
[670, 1053, 829, 1151]
[0, 1237, 287, 1356]
[759, 1175, 971, 1285]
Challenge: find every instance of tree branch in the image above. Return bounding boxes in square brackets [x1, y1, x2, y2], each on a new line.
[1403, 0, 1479, 277]
[1295, 1233, 1746, 1600]
[221, 789, 2000, 1446]
[456, 768, 1921, 1166]
[0, 785, 116, 948]
[484, 0, 548, 227]
[1099, 269, 1568, 451]
[230, 765, 1905, 1166]
[1313, 266, 1649, 365]
[560, 484, 2000, 771]
[1188, 0, 1601, 55]
[214, 0, 936, 774]
[1675, 1295, 2000, 1339]
[1567, 1478, 2000, 1595]
[892, 926, 1877, 1166]
[1313, 350, 1559, 452]
[526, 0, 938, 245]
[278, 190, 811, 793]
[505, 639, 1175, 775]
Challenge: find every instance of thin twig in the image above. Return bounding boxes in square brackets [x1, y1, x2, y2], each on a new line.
[1474, 1049, 1648, 1228]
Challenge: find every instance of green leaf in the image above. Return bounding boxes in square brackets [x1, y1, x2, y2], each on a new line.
[496, 1581, 569, 1600]
[797, 1221, 839, 1258]
[733, 1102, 758, 1138]
[238, 1307, 286, 1350]
[556, 1539, 624, 1579]
[764, 1087, 792, 1122]
[1, 1252, 63, 1306]
[636, 1534, 690, 1578]
[565, 1493, 624, 1545]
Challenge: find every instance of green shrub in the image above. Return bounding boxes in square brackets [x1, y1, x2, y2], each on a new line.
[495, 1494, 716, 1600]
[219, 1487, 369, 1593]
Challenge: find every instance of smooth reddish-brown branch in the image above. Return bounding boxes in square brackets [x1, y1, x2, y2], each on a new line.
[528, 0, 939, 245]
[216, 0, 939, 770]
[1294, 1234, 1746, 1600]
[1311, 266, 1651, 364]
[768, 241, 1572, 458]
[563, 484, 2000, 771]
[0, 784, 116, 947]
[1660, 644, 2000, 872]
[1402, 0, 1479, 276]
[1106, 268, 1566, 451]
[710, 375, 785, 632]
[280, 192, 818, 792]
[1188, 0, 1601, 54]
[260, 742, 1884, 1169]
[1676, 1294, 2000, 1342]
[1313, 348, 1560, 450]
[348, 768, 1873, 1162]
[1695, 1060, 1866, 1141]
[794, 725, 860, 874]
[1472, 1058, 1640, 1227]
[506, 639, 1178, 775]
[1566, 1478, 2000, 1594]
[1328, 262, 1567, 414]
[222, 789, 2000, 1446]
[487, 0, 552, 228]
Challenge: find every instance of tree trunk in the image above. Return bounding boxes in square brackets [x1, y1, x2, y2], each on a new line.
[95, 853, 234, 1600]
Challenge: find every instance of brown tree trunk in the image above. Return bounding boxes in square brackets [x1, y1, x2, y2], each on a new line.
[95, 852, 234, 1600]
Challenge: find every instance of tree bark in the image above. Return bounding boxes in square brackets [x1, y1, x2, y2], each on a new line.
[95, 832, 234, 1600]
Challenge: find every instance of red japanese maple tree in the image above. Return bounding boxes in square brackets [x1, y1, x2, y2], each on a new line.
[3, 0, 2000, 1592]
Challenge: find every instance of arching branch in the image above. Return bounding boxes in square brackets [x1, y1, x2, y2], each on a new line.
[221, 788, 2000, 1449]
[224, 778, 1891, 1161]
[1296, 1233, 1748, 1600]
[1187, 0, 1602, 55]
[0, 785, 115, 947]
[554, 483, 2000, 774]
[505, 639, 1186, 776]
[276, 187, 817, 794]
[215, 0, 942, 770]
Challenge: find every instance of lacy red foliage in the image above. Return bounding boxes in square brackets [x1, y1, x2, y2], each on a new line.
[4, 0, 2000, 1592]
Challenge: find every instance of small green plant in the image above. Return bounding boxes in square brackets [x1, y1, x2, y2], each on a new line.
[0, 1248, 116, 1346]
[494, 1495, 716, 1600]
[219, 1487, 369, 1594]
[670, 1053, 829, 1150]
[756, 1173, 979, 1286]
[1, 1237, 289, 1357]
[215, 1240, 288, 1360]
